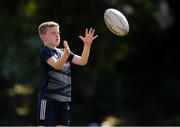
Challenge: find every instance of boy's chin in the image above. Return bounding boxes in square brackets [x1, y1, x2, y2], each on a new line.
[55, 41, 60, 46]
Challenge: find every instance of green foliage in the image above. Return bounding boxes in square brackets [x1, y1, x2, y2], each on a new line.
[0, 0, 179, 126]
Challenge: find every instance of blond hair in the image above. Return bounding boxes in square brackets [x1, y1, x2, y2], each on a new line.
[38, 21, 59, 35]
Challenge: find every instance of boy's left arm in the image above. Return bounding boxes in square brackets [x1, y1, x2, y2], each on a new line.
[72, 28, 98, 65]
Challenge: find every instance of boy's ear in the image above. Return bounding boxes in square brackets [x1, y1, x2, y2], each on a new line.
[40, 34, 46, 41]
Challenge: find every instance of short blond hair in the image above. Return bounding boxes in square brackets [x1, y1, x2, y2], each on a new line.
[38, 21, 59, 35]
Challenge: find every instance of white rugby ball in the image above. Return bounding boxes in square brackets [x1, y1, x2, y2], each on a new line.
[104, 8, 129, 36]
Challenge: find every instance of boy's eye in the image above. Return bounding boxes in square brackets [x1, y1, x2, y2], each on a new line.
[51, 32, 60, 35]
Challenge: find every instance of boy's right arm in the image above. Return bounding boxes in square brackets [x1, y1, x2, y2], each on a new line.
[47, 41, 70, 70]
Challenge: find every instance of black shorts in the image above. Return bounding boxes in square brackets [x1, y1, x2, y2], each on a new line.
[38, 99, 70, 126]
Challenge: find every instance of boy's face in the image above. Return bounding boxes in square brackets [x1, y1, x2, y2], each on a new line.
[41, 26, 60, 47]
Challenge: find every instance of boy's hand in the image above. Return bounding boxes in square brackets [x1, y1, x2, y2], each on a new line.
[79, 28, 98, 45]
[63, 40, 70, 55]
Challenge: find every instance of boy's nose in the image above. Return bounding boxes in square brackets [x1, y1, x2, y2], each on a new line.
[56, 33, 60, 37]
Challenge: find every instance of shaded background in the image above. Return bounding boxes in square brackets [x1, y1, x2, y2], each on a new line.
[0, 0, 179, 126]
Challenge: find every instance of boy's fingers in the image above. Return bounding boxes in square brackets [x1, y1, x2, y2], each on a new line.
[63, 40, 69, 49]
[79, 35, 84, 40]
[63, 40, 67, 46]
[88, 28, 92, 34]
[85, 28, 88, 36]
[91, 29, 95, 36]
[93, 35, 98, 40]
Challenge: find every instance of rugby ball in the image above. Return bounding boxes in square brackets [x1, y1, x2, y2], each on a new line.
[104, 8, 129, 36]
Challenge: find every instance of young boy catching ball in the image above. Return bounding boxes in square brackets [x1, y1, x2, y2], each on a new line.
[38, 21, 98, 126]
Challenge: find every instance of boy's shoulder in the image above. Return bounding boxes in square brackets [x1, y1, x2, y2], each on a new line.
[40, 47, 64, 54]
[40, 46, 49, 52]
[39, 47, 53, 57]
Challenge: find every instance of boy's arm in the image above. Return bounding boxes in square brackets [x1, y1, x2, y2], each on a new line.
[72, 28, 98, 65]
[47, 41, 70, 70]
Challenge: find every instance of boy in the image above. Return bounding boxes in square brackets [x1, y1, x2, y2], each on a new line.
[38, 21, 98, 126]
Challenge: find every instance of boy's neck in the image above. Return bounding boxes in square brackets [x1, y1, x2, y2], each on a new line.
[44, 43, 57, 49]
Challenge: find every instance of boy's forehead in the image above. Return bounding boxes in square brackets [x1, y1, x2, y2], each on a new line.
[47, 26, 59, 31]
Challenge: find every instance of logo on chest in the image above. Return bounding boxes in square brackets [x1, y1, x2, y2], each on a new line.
[54, 54, 59, 60]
